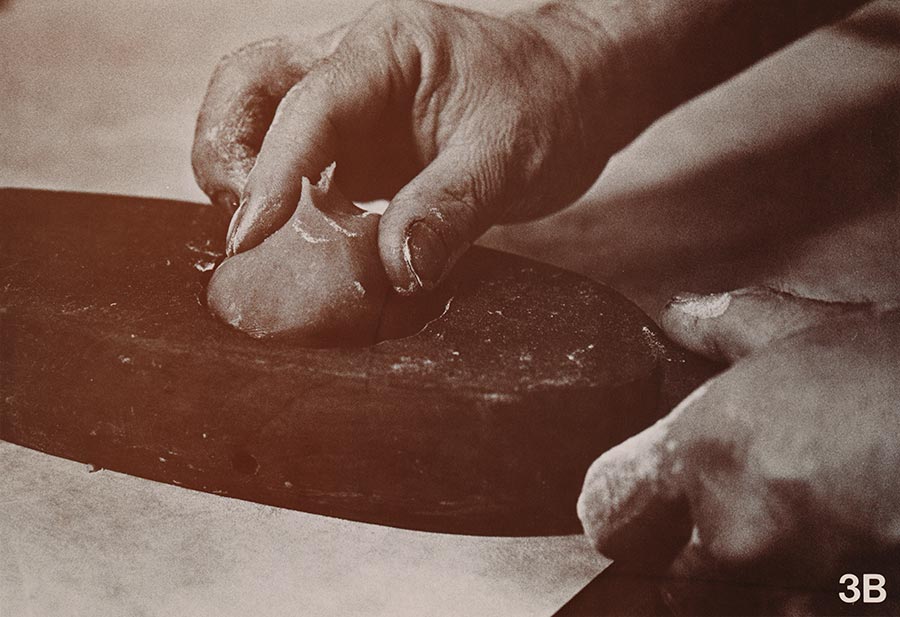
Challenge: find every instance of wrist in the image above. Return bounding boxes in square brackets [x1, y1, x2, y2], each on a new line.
[510, 2, 656, 154]
[518, 0, 869, 152]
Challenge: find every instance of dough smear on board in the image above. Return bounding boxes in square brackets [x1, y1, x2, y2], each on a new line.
[207, 164, 390, 346]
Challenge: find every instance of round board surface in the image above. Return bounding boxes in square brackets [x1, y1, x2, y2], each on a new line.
[0, 189, 717, 535]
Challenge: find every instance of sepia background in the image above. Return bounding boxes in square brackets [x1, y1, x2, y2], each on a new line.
[1, 1, 898, 615]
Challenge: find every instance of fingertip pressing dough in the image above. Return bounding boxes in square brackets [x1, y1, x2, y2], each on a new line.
[207, 164, 390, 346]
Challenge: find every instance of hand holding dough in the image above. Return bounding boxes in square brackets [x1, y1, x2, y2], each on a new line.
[207, 164, 389, 346]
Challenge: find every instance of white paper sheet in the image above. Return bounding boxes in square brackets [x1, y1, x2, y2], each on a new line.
[0, 442, 608, 617]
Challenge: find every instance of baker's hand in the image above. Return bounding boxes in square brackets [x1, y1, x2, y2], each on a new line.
[192, 0, 615, 294]
[579, 287, 900, 610]
[191, 29, 347, 214]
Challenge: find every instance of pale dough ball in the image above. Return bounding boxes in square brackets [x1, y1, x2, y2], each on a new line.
[207, 164, 390, 346]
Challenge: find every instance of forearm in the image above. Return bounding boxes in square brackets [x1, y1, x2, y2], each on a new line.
[523, 0, 869, 150]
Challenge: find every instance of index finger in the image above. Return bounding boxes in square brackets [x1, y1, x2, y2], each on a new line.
[226, 14, 414, 256]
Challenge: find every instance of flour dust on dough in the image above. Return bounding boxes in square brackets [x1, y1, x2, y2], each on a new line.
[207, 164, 390, 347]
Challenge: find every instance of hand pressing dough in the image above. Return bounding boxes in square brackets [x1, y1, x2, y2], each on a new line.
[207, 164, 389, 346]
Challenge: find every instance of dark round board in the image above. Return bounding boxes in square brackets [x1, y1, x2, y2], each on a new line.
[0, 188, 719, 535]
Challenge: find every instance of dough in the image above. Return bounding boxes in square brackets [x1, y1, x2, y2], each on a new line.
[206, 164, 389, 346]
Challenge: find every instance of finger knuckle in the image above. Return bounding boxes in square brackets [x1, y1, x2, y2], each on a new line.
[207, 38, 294, 104]
[215, 37, 288, 73]
[436, 182, 480, 224]
[368, 0, 427, 21]
[366, 0, 442, 42]
[436, 168, 500, 236]
[366, 0, 405, 31]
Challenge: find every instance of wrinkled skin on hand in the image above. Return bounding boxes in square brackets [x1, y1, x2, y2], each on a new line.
[192, 0, 613, 294]
[579, 280, 900, 614]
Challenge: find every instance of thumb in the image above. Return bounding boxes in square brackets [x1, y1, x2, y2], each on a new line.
[379, 143, 508, 294]
[577, 385, 704, 565]
[659, 286, 873, 363]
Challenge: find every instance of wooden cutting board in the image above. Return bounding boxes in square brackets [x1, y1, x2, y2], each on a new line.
[0, 188, 719, 535]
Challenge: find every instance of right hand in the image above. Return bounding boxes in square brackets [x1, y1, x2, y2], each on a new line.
[579, 288, 900, 614]
[191, 0, 620, 293]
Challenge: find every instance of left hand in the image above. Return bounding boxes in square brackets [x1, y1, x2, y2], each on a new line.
[191, 1, 620, 294]
[578, 286, 900, 613]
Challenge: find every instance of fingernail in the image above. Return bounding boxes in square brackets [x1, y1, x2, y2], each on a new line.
[403, 221, 449, 292]
[669, 292, 732, 319]
[225, 196, 248, 257]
